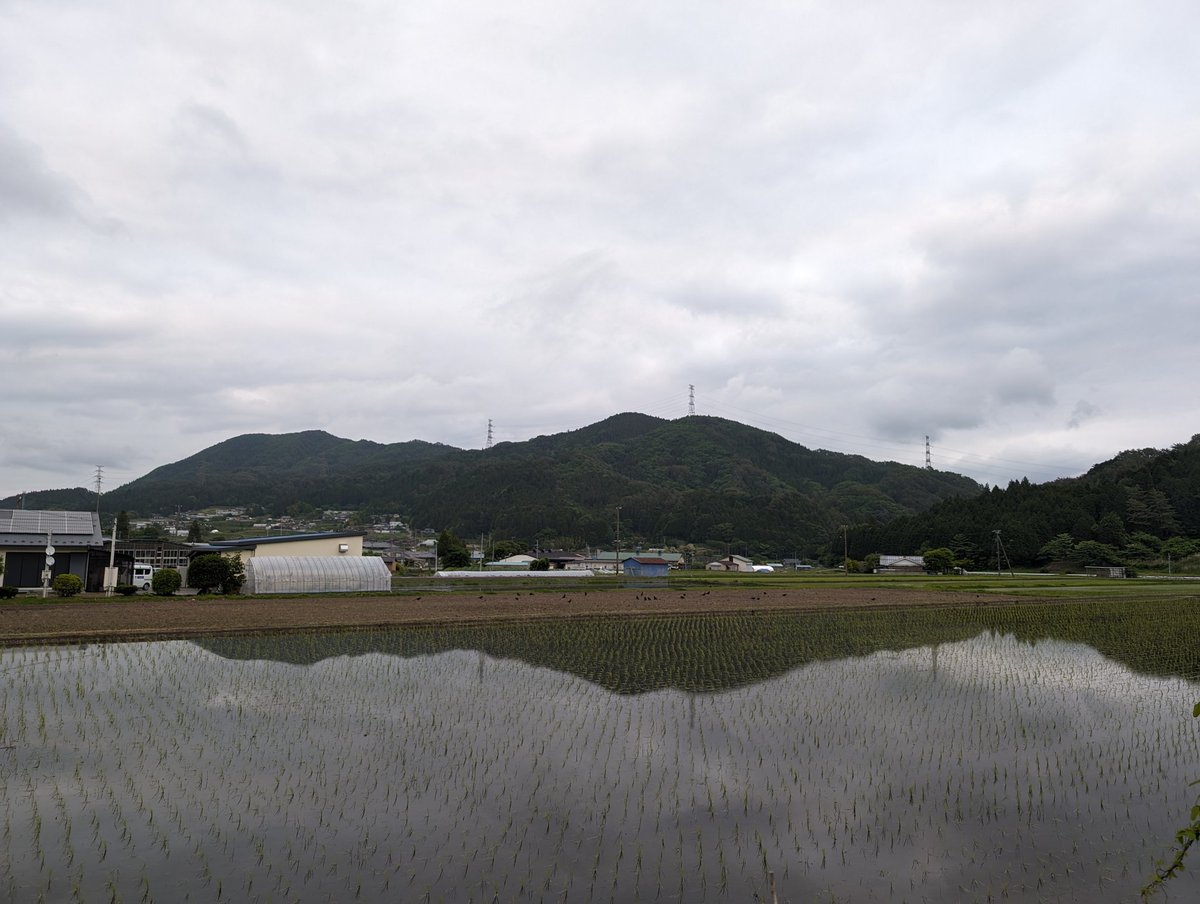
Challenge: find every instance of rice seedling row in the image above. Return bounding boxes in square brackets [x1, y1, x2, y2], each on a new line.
[2, 598, 1198, 901]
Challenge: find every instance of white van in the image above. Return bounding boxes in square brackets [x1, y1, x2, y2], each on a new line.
[132, 563, 155, 590]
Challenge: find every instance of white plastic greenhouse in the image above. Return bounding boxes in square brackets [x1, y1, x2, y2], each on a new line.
[242, 556, 391, 594]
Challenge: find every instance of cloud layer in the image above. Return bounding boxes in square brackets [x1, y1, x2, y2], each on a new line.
[2, 0, 1198, 499]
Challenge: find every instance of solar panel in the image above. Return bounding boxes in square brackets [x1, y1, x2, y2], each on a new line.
[0, 510, 97, 536]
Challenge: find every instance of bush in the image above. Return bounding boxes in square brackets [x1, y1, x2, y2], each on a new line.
[187, 555, 225, 593]
[152, 568, 182, 596]
[0, 586, 18, 599]
[114, 584, 138, 596]
[221, 556, 245, 594]
[187, 554, 244, 594]
[52, 573, 84, 597]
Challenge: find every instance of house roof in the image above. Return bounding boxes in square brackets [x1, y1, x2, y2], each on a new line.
[0, 509, 103, 548]
[879, 554, 924, 566]
[627, 557, 669, 565]
[592, 550, 683, 563]
[209, 531, 365, 549]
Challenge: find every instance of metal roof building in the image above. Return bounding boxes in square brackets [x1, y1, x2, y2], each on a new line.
[0, 510, 111, 591]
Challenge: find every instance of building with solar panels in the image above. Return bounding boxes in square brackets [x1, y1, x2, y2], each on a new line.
[0, 509, 127, 592]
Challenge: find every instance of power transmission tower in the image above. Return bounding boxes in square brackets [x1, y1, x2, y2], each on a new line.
[485, 419, 493, 450]
[925, 435, 932, 470]
[94, 465, 104, 511]
[688, 384, 696, 417]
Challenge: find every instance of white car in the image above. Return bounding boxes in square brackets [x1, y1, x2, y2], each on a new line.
[132, 563, 155, 590]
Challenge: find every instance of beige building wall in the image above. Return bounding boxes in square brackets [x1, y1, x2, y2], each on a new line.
[224, 535, 364, 561]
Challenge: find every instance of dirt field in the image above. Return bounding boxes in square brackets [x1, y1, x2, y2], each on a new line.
[0, 586, 1028, 646]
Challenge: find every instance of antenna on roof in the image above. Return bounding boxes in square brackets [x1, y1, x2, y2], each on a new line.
[688, 384, 696, 417]
[485, 419, 494, 450]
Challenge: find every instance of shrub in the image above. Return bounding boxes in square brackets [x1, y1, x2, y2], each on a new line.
[221, 555, 245, 594]
[0, 586, 18, 599]
[114, 584, 138, 596]
[188, 554, 244, 594]
[187, 555, 225, 594]
[152, 568, 182, 596]
[52, 573, 84, 597]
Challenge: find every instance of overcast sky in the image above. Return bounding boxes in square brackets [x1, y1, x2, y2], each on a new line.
[2, 0, 1197, 500]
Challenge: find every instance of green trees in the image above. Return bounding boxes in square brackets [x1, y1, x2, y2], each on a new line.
[436, 530, 471, 568]
[116, 510, 130, 540]
[1073, 540, 1123, 567]
[187, 520, 203, 542]
[490, 539, 525, 561]
[1038, 533, 1076, 562]
[152, 568, 182, 596]
[187, 555, 245, 594]
[922, 548, 957, 574]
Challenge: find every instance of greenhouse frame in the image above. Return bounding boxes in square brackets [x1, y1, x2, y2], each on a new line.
[242, 555, 391, 594]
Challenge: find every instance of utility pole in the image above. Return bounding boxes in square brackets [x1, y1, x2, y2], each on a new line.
[42, 530, 54, 599]
[615, 505, 622, 578]
[993, 530, 1013, 576]
[105, 516, 119, 596]
[842, 524, 849, 573]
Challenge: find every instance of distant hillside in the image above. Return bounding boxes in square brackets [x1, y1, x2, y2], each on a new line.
[851, 434, 1200, 566]
[1, 414, 980, 556]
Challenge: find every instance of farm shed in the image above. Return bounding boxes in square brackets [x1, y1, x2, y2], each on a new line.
[242, 555, 391, 594]
[0, 509, 126, 591]
[706, 555, 755, 572]
[623, 556, 670, 578]
[876, 555, 925, 574]
[201, 531, 366, 560]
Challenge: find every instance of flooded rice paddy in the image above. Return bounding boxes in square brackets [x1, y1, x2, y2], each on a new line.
[3, 599, 1200, 902]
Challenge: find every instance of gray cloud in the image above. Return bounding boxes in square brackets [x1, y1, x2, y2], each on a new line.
[1067, 399, 1101, 430]
[1, 0, 1198, 497]
[0, 124, 81, 221]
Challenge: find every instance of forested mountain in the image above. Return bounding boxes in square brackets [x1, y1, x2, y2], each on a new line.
[851, 435, 1200, 567]
[1, 414, 979, 556]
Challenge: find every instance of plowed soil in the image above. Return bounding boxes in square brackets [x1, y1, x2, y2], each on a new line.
[0, 586, 1026, 646]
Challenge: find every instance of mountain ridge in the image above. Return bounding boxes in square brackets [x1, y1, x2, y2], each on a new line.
[1, 414, 979, 555]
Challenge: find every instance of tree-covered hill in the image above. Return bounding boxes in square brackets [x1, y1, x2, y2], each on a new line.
[1, 414, 979, 556]
[851, 435, 1200, 567]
